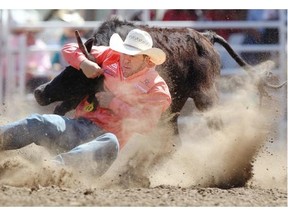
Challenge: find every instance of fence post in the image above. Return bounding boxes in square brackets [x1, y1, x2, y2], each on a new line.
[0, 10, 9, 105]
[278, 10, 287, 144]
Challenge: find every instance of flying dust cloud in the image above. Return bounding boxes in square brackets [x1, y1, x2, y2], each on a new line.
[0, 61, 286, 190]
[95, 61, 287, 190]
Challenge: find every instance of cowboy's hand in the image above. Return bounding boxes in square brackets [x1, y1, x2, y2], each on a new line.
[95, 91, 114, 108]
[80, 59, 103, 78]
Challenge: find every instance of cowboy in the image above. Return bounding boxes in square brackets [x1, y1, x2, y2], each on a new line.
[0, 29, 172, 176]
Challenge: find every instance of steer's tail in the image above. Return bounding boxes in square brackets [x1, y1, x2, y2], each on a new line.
[201, 30, 252, 70]
[202, 30, 287, 90]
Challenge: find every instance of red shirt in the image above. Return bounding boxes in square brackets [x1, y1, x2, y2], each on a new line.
[62, 44, 171, 149]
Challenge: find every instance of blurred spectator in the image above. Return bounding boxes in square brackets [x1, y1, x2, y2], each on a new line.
[202, 10, 247, 40]
[110, 9, 156, 21]
[260, 10, 280, 44]
[241, 10, 280, 65]
[162, 10, 200, 21]
[2, 10, 52, 93]
[16, 29, 52, 93]
[44, 10, 88, 71]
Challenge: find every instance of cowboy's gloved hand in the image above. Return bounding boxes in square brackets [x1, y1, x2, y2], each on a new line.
[95, 91, 114, 108]
[80, 59, 103, 79]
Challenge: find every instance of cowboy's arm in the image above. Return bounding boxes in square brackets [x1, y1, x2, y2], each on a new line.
[61, 43, 107, 78]
[80, 59, 103, 78]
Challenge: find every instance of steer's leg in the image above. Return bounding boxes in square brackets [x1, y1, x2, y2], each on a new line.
[192, 88, 223, 130]
[53, 98, 83, 116]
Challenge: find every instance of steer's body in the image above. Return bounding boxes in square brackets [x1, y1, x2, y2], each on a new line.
[35, 18, 222, 137]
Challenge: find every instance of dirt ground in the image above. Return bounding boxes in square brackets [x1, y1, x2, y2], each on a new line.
[0, 66, 287, 209]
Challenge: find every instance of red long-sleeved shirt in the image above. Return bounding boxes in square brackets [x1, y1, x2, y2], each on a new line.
[62, 43, 171, 149]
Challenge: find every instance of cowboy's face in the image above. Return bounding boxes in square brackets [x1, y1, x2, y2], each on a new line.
[120, 54, 150, 78]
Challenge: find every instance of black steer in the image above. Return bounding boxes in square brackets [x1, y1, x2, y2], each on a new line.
[34, 17, 284, 137]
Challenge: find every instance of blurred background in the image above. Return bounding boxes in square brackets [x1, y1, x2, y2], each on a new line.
[0, 9, 287, 116]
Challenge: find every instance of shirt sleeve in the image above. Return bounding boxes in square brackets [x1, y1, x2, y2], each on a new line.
[61, 43, 110, 69]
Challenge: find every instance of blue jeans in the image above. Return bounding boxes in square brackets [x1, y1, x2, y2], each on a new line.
[0, 114, 119, 176]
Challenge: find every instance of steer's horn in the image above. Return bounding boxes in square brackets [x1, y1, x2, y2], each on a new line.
[75, 30, 95, 62]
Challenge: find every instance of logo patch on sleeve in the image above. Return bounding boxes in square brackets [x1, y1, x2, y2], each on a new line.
[84, 103, 94, 112]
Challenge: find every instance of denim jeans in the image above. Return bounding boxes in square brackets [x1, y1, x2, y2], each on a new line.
[0, 114, 119, 176]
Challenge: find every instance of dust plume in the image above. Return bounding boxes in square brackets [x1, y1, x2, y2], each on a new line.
[150, 92, 270, 188]
[95, 61, 286, 189]
[0, 144, 89, 188]
[97, 89, 272, 189]
[0, 61, 286, 190]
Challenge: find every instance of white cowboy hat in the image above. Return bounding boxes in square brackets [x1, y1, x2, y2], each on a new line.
[109, 29, 166, 65]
